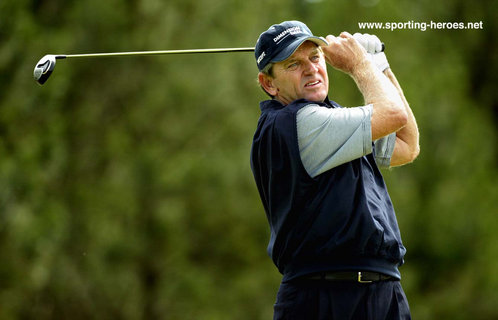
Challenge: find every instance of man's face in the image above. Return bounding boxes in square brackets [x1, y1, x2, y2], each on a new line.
[262, 41, 329, 105]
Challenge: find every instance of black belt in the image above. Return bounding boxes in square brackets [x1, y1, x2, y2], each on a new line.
[305, 271, 395, 283]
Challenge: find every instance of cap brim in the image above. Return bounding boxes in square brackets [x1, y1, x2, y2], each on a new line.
[271, 36, 329, 64]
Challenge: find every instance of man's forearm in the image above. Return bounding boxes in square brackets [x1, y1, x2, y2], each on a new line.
[350, 59, 407, 140]
[383, 68, 420, 164]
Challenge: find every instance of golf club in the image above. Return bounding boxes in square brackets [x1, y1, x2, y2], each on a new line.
[34, 42, 384, 85]
[33, 47, 255, 85]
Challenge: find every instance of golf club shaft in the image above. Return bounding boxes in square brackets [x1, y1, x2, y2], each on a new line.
[55, 47, 255, 59]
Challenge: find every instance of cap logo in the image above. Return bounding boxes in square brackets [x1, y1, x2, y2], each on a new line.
[273, 26, 304, 44]
[257, 51, 266, 65]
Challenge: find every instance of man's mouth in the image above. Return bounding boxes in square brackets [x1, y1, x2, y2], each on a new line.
[305, 80, 321, 87]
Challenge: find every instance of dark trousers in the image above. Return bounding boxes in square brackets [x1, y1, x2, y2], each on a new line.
[273, 278, 411, 320]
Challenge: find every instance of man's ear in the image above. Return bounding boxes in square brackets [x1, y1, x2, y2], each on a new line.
[258, 72, 278, 97]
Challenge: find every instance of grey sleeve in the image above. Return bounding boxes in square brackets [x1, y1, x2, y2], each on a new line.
[373, 132, 397, 168]
[297, 104, 373, 178]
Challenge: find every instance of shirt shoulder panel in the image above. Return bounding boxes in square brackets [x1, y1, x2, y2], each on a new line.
[296, 104, 373, 177]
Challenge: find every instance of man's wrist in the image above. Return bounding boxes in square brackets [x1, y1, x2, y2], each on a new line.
[350, 58, 377, 80]
[371, 52, 390, 72]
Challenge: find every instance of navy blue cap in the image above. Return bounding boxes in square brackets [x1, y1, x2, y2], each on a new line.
[255, 21, 328, 71]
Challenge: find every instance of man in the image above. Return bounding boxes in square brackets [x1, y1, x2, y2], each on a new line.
[250, 21, 419, 319]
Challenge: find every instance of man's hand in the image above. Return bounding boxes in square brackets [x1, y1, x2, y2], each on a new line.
[353, 33, 383, 54]
[322, 32, 370, 75]
[353, 33, 390, 72]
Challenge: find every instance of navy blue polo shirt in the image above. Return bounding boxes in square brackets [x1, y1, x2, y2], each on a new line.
[250, 98, 406, 282]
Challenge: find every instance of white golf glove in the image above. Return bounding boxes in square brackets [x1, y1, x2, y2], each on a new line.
[353, 33, 390, 72]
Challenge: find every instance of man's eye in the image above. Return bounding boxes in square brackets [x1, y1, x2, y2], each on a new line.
[287, 63, 298, 70]
[311, 55, 320, 62]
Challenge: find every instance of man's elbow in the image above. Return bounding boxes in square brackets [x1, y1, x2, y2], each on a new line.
[390, 142, 420, 167]
[405, 144, 420, 165]
[374, 96, 407, 126]
[371, 100, 408, 140]
[412, 144, 420, 161]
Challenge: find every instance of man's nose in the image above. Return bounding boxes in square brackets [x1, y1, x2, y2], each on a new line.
[304, 61, 319, 73]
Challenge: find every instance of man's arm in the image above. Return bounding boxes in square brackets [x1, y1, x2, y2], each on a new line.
[384, 68, 420, 166]
[323, 32, 419, 166]
[323, 32, 408, 141]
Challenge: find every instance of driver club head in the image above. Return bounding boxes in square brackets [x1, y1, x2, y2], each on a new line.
[34, 55, 56, 85]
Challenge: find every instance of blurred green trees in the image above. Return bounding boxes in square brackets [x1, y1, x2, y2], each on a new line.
[0, 0, 496, 319]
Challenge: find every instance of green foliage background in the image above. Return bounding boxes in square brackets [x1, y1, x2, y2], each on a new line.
[1, 0, 497, 319]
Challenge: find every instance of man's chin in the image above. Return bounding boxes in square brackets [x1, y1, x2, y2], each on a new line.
[304, 93, 327, 103]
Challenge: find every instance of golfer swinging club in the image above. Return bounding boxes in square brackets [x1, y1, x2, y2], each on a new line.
[250, 21, 419, 319]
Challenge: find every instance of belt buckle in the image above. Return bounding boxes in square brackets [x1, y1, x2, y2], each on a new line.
[357, 272, 373, 283]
